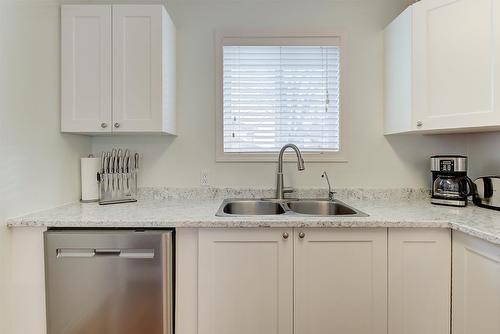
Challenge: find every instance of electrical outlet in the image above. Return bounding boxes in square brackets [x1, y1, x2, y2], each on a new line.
[200, 170, 209, 186]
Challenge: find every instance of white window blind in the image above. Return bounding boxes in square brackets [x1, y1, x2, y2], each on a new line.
[223, 45, 340, 153]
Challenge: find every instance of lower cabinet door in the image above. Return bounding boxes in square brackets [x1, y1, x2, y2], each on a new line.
[388, 228, 451, 334]
[198, 228, 293, 334]
[294, 228, 387, 334]
[452, 231, 500, 334]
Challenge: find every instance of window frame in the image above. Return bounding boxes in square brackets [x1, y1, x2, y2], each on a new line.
[215, 32, 347, 162]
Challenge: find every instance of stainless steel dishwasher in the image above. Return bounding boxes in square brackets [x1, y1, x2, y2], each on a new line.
[44, 229, 173, 334]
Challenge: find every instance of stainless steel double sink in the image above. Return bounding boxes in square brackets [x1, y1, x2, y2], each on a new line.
[216, 199, 368, 217]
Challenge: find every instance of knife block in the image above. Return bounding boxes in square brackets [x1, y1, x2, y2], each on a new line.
[97, 169, 138, 205]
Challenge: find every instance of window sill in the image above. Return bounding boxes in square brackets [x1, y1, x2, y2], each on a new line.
[216, 152, 347, 163]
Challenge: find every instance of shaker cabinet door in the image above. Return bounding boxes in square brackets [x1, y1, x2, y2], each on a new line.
[412, 0, 500, 131]
[294, 228, 387, 334]
[61, 5, 112, 133]
[112, 5, 164, 132]
[198, 229, 293, 334]
[388, 228, 451, 334]
[452, 231, 500, 334]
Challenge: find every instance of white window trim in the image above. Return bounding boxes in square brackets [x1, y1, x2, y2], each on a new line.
[215, 32, 347, 163]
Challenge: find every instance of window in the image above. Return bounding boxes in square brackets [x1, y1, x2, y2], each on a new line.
[216, 34, 344, 162]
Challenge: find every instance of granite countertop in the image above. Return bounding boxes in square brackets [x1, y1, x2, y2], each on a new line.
[7, 187, 500, 245]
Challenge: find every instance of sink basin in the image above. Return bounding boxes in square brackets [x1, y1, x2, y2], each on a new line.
[220, 200, 285, 216]
[285, 200, 365, 216]
[216, 199, 368, 217]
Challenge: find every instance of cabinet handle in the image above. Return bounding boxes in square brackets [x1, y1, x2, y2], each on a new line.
[298, 232, 305, 239]
[114, 123, 120, 128]
[101, 122, 108, 129]
[282, 232, 289, 240]
[416, 121, 423, 127]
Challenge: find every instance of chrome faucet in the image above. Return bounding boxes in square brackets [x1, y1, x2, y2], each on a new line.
[322, 171, 335, 201]
[276, 144, 305, 200]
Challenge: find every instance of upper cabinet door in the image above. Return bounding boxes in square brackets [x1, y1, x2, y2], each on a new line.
[198, 229, 293, 334]
[412, 0, 499, 131]
[113, 5, 165, 133]
[61, 5, 112, 133]
[294, 228, 387, 334]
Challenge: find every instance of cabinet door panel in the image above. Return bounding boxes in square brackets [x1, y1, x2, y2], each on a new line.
[294, 228, 387, 334]
[388, 228, 451, 334]
[413, 0, 499, 130]
[452, 232, 500, 334]
[113, 5, 163, 132]
[61, 5, 112, 133]
[198, 229, 293, 334]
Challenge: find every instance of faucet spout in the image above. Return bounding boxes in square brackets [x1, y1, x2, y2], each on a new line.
[276, 144, 305, 200]
[322, 171, 335, 201]
[278, 144, 305, 172]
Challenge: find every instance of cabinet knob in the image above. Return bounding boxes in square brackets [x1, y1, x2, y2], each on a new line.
[101, 122, 108, 129]
[114, 123, 120, 128]
[282, 232, 289, 240]
[416, 121, 423, 127]
[298, 232, 305, 239]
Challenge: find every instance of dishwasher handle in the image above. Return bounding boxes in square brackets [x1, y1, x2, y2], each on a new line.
[95, 248, 121, 256]
[56, 248, 155, 259]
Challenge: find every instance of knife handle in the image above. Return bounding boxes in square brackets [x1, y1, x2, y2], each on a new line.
[117, 149, 123, 173]
[113, 155, 119, 174]
[117, 155, 122, 174]
[134, 153, 139, 170]
[104, 152, 110, 173]
[100, 152, 106, 174]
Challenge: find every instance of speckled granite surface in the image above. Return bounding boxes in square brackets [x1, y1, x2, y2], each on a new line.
[137, 187, 431, 201]
[7, 187, 500, 245]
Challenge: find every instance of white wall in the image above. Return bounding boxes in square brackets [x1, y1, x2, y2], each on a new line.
[466, 133, 500, 179]
[0, 1, 91, 332]
[92, 0, 467, 189]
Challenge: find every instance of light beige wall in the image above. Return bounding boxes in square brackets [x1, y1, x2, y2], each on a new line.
[0, 227, 10, 333]
[0, 1, 91, 332]
[92, 0, 467, 189]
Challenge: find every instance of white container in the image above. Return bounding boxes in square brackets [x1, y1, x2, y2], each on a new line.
[81, 157, 100, 202]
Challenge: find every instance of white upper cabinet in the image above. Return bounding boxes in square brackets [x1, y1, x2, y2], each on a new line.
[61, 5, 176, 135]
[61, 6, 112, 133]
[113, 5, 176, 133]
[384, 0, 500, 134]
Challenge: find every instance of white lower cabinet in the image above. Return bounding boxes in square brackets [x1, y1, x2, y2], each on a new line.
[198, 228, 388, 334]
[196, 228, 459, 334]
[198, 229, 293, 334]
[388, 228, 451, 334]
[452, 231, 500, 334]
[294, 228, 387, 334]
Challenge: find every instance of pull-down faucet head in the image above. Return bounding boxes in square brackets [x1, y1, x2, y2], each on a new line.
[278, 144, 305, 173]
[297, 156, 305, 171]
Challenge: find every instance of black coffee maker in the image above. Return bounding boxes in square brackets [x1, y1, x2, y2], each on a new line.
[431, 155, 474, 207]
